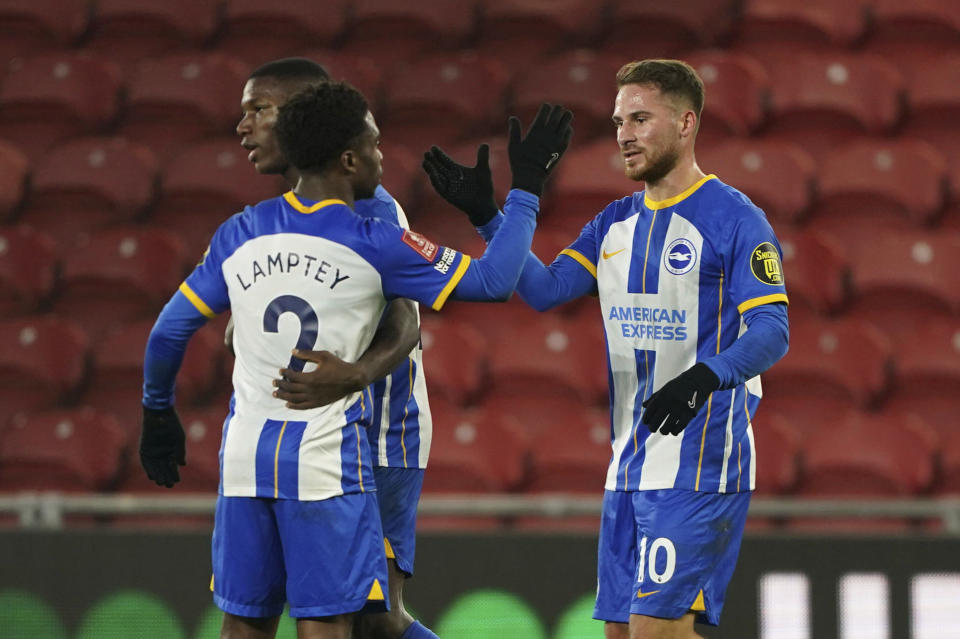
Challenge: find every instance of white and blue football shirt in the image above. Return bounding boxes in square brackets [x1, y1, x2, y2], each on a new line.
[559, 175, 788, 493]
[179, 190, 470, 500]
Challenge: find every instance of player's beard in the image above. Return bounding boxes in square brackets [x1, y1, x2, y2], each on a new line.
[625, 144, 680, 184]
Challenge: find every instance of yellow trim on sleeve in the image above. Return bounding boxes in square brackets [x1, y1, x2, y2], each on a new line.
[178, 282, 216, 318]
[737, 293, 789, 314]
[431, 254, 471, 311]
[559, 249, 597, 278]
[644, 174, 716, 210]
[283, 191, 347, 214]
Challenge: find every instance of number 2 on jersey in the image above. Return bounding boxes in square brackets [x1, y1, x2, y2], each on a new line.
[262, 294, 319, 372]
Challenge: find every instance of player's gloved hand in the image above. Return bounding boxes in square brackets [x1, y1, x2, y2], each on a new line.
[140, 406, 186, 487]
[507, 103, 574, 197]
[274, 350, 368, 410]
[641, 363, 720, 436]
[422, 144, 499, 227]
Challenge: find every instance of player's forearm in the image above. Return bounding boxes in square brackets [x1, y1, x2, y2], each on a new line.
[354, 298, 420, 386]
[452, 189, 538, 301]
[142, 293, 208, 409]
[476, 212, 593, 311]
[702, 303, 789, 389]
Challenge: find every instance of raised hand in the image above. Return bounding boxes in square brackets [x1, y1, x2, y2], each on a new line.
[507, 103, 574, 197]
[422, 144, 499, 227]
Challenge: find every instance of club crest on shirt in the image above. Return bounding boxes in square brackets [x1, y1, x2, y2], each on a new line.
[750, 241, 784, 285]
[663, 238, 697, 275]
[401, 229, 438, 262]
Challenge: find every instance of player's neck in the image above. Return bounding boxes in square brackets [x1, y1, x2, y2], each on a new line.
[643, 157, 706, 204]
[294, 174, 355, 209]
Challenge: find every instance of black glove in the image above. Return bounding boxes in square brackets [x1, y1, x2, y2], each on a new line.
[422, 144, 499, 227]
[641, 363, 720, 436]
[140, 406, 186, 487]
[507, 103, 574, 196]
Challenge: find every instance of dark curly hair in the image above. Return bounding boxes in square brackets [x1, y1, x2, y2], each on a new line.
[274, 82, 369, 173]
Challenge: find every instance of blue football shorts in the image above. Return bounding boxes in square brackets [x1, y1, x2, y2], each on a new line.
[211, 493, 389, 619]
[373, 466, 425, 577]
[594, 488, 751, 626]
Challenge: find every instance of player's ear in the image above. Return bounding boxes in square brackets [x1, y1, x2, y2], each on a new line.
[679, 109, 697, 139]
[340, 148, 358, 175]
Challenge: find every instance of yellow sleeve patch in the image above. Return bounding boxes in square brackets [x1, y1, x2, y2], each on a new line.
[559, 249, 597, 278]
[431, 254, 472, 310]
[737, 293, 789, 314]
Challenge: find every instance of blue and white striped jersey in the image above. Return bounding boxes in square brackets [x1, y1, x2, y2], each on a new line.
[356, 186, 432, 470]
[180, 189, 469, 500]
[561, 175, 788, 493]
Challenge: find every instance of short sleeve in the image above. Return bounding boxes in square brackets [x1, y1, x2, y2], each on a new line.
[371, 222, 471, 311]
[724, 207, 789, 314]
[180, 216, 238, 317]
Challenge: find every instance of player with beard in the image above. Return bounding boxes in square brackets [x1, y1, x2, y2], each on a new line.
[422, 59, 789, 639]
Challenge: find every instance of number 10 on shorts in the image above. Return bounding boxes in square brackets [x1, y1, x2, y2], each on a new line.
[638, 536, 677, 585]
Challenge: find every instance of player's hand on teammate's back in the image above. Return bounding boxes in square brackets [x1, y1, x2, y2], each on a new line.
[641, 363, 720, 436]
[422, 143, 499, 226]
[507, 103, 574, 197]
[140, 406, 186, 487]
[274, 350, 367, 409]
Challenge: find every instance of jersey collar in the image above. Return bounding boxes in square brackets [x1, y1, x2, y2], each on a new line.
[643, 174, 717, 210]
[283, 191, 347, 214]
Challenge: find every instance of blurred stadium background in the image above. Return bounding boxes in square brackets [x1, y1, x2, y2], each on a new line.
[0, 0, 959, 637]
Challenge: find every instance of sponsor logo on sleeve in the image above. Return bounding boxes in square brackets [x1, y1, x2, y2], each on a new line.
[401, 229, 439, 262]
[663, 238, 697, 275]
[750, 241, 784, 285]
[433, 246, 457, 274]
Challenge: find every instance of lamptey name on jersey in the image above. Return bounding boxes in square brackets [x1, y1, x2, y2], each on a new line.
[233, 250, 351, 292]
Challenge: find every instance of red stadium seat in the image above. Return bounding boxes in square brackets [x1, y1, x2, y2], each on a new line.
[379, 52, 509, 151]
[900, 53, 960, 178]
[761, 316, 894, 424]
[864, 0, 960, 77]
[546, 139, 639, 235]
[937, 426, 960, 496]
[117, 404, 225, 494]
[842, 228, 960, 341]
[525, 403, 611, 493]
[760, 53, 904, 160]
[419, 317, 487, 406]
[883, 317, 960, 432]
[20, 137, 157, 248]
[84, 0, 220, 77]
[795, 410, 936, 496]
[218, 0, 348, 66]
[808, 139, 948, 233]
[776, 228, 850, 317]
[732, 0, 870, 58]
[51, 227, 189, 340]
[296, 50, 384, 111]
[151, 138, 282, 259]
[600, 0, 739, 58]
[511, 50, 623, 143]
[0, 316, 89, 425]
[685, 50, 770, 147]
[484, 314, 607, 405]
[696, 139, 816, 225]
[0, 140, 29, 221]
[117, 53, 250, 161]
[83, 320, 224, 429]
[476, 0, 604, 69]
[751, 412, 801, 495]
[0, 226, 57, 317]
[0, 0, 89, 65]
[341, 0, 476, 64]
[0, 408, 127, 492]
[0, 52, 122, 162]
[422, 397, 529, 493]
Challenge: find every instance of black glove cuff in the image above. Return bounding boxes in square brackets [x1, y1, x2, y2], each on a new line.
[469, 202, 499, 227]
[688, 362, 721, 393]
[511, 169, 547, 197]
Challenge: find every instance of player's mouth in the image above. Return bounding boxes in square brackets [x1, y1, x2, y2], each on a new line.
[240, 142, 258, 163]
[622, 149, 642, 164]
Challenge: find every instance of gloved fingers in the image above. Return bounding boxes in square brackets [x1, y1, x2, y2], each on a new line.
[430, 145, 460, 171]
[529, 103, 553, 132]
[475, 143, 490, 171]
[507, 116, 522, 148]
[421, 157, 447, 192]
